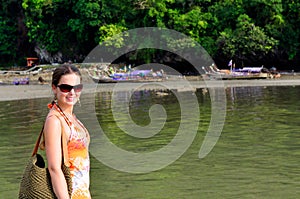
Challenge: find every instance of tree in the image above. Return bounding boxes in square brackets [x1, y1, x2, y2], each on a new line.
[0, 0, 25, 67]
[0, 0, 298, 69]
[216, 14, 278, 67]
[22, 0, 102, 63]
[0, 15, 17, 66]
[280, 0, 300, 61]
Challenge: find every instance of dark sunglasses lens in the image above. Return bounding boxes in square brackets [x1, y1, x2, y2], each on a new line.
[59, 84, 73, 92]
[58, 84, 83, 92]
[74, 84, 83, 92]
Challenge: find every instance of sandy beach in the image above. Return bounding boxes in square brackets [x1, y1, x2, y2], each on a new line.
[1, 78, 300, 102]
[2, 65, 300, 101]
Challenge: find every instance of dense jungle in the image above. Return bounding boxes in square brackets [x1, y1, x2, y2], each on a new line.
[0, 0, 299, 72]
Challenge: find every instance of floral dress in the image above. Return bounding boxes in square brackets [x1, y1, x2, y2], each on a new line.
[50, 103, 91, 199]
[67, 116, 91, 199]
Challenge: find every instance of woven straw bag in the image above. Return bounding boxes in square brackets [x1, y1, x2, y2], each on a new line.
[19, 119, 72, 199]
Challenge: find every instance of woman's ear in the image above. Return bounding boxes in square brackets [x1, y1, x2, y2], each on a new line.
[52, 84, 57, 95]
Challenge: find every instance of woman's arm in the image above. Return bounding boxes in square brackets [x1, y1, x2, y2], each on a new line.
[44, 115, 70, 199]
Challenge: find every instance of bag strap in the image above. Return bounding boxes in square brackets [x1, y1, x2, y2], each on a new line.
[32, 125, 44, 157]
[31, 117, 69, 167]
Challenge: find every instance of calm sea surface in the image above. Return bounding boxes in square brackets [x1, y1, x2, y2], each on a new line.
[1, 85, 300, 198]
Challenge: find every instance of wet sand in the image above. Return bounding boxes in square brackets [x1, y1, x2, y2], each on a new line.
[1, 78, 300, 102]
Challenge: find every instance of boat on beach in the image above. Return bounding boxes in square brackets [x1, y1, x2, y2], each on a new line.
[88, 67, 165, 83]
[13, 77, 30, 85]
[202, 65, 273, 80]
[0, 66, 43, 85]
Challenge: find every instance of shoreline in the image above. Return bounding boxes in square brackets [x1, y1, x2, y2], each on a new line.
[1, 78, 300, 102]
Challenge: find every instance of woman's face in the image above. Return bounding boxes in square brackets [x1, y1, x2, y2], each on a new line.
[53, 73, 81, 107]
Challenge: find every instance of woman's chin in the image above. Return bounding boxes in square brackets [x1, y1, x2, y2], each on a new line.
[65, 98, 77, 105]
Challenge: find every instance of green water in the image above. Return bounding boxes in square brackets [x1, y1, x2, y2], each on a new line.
[1, 86, 300, 198]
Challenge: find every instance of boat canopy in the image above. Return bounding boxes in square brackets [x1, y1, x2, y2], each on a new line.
[235, 67, 264, 73]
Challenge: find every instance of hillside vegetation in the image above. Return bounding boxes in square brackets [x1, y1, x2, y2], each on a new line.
[1, 0, 299, 70]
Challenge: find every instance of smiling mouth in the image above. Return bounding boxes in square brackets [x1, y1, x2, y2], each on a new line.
[66, 97, 75, 101]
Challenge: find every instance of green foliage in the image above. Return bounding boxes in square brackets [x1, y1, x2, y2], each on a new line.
[216, 14, 279, 65]
[21, 0, 103, 59]
[0, 0, 299, 68]
[68, 0, 101, 40]
[0, 16, 17, 58]
[98, 24, 127, 47]
[279, 0, 300, 60]
[0, 0, 23, 67]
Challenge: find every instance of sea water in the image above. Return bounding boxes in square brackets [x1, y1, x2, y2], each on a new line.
[0, 86, 300, 198]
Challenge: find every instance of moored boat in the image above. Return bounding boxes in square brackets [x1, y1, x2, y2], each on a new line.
[202, 65, 272, 80]
[89, 69, 165, 83]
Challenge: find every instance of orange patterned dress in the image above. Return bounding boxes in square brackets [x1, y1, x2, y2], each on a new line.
[50, 103, 91, 199]
[67, 115, 91, 199]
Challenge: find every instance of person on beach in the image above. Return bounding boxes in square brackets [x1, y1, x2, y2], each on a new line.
[43, 64, 91, 198]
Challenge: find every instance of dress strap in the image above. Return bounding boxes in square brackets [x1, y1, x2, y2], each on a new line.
[51, 102, 72, 127]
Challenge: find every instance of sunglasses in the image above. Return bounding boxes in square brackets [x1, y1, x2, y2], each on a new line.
[57, 84, 83, 93]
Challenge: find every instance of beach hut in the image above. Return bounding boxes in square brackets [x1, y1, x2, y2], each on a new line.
[26, 57, 39, 67]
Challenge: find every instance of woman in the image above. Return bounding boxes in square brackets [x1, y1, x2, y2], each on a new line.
[44, 64, 91, 198]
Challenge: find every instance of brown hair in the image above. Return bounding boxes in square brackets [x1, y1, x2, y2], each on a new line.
[52, 64, 82, 86]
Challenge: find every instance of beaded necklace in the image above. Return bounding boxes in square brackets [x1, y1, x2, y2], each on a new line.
[49, 101, 87, 134]
[53, 102, 72, 127]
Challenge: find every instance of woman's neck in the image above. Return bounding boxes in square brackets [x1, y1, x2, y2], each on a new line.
[56, 102, 73, 115]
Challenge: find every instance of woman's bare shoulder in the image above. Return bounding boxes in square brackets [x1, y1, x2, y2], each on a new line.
[45, 109, 71, 139]
[44, 113, 61, 136]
